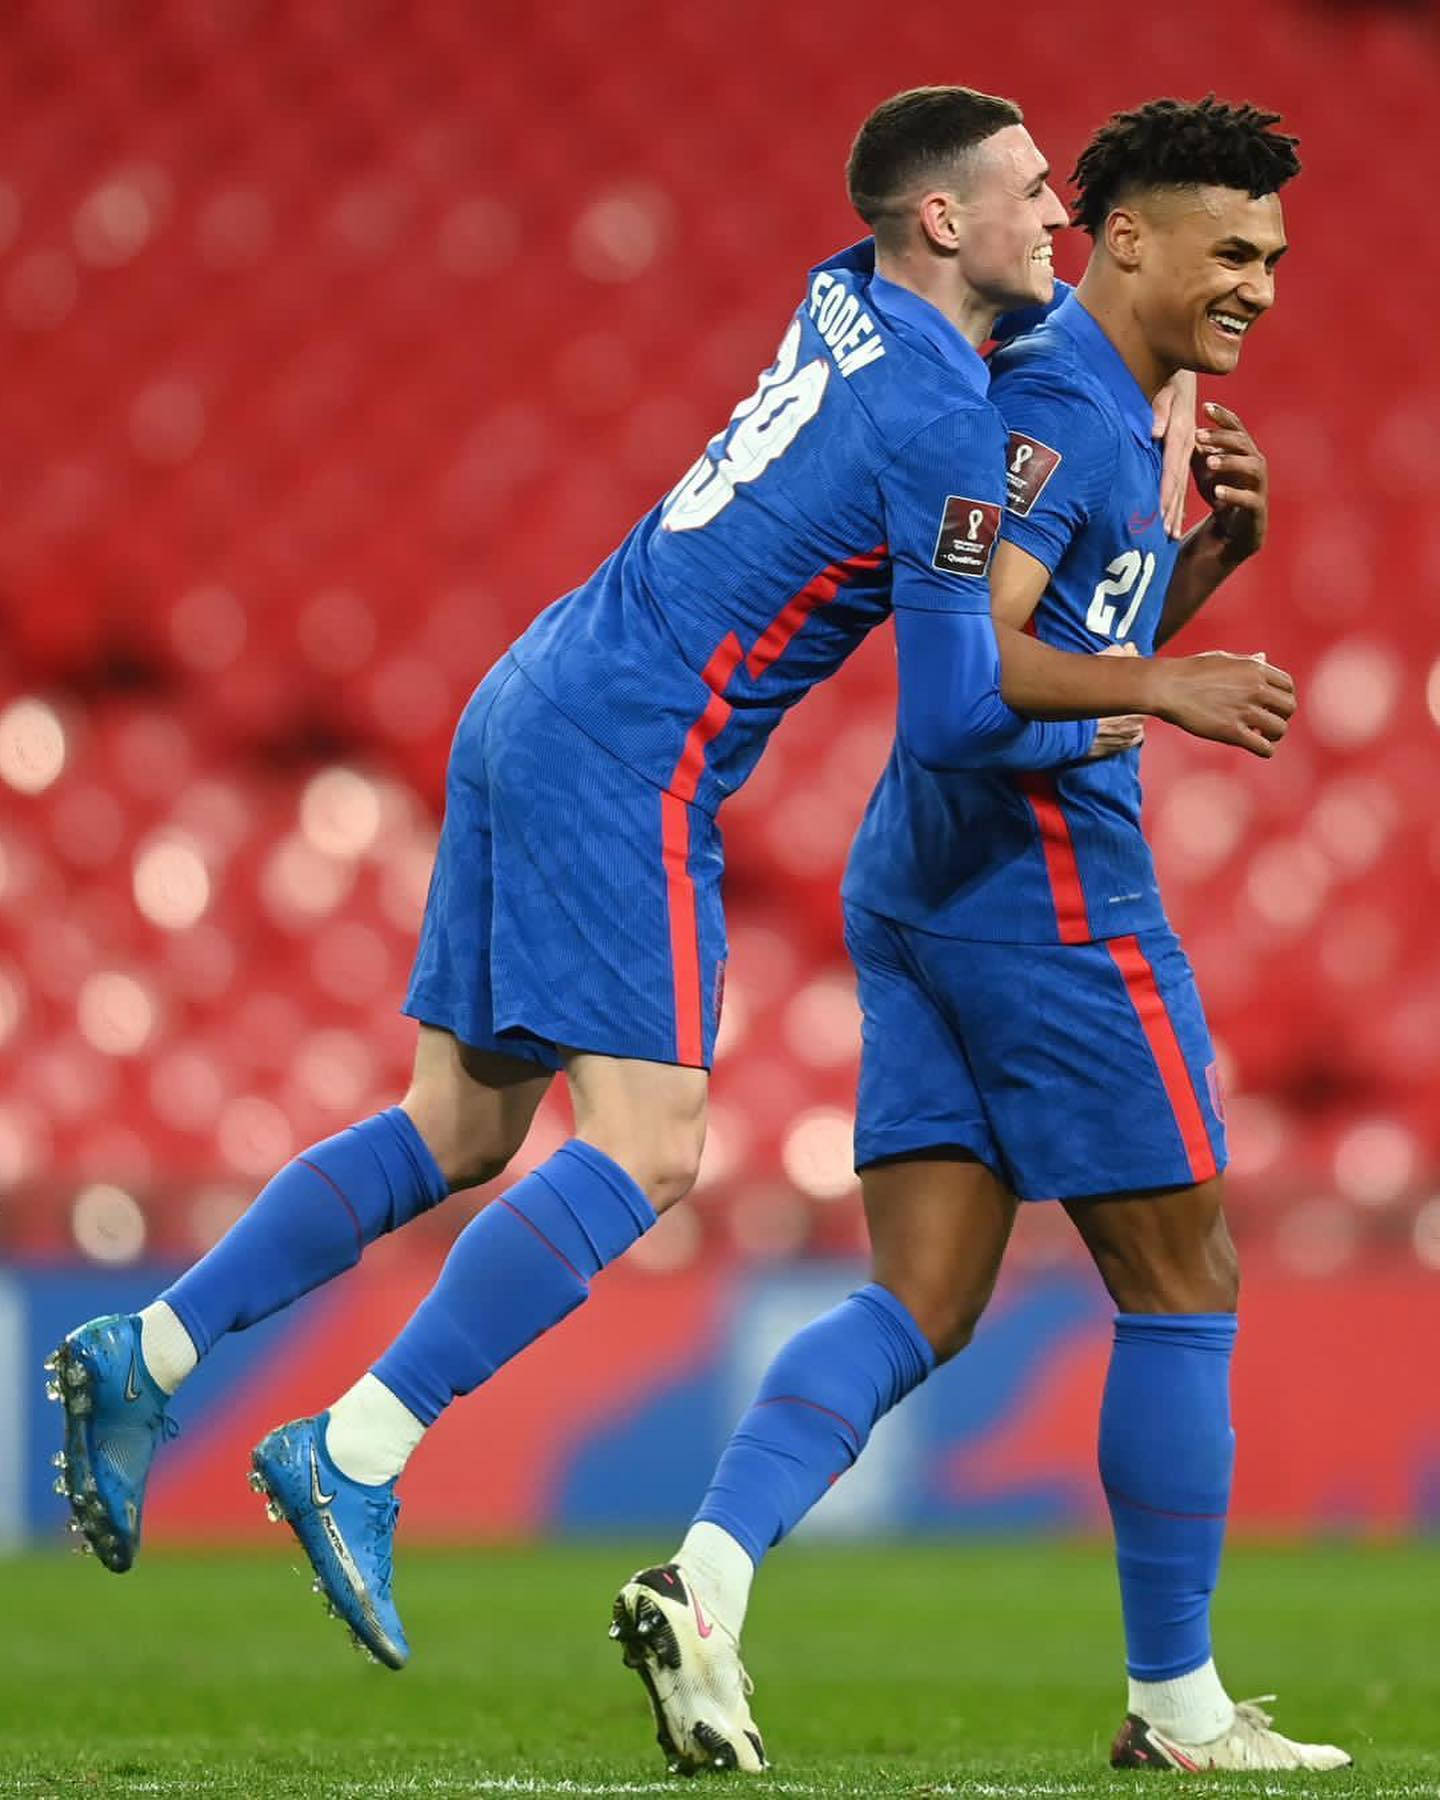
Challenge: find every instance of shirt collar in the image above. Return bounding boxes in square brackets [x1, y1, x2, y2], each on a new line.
[1051, 292, 1156, 444]
[813, 239, 990, 399]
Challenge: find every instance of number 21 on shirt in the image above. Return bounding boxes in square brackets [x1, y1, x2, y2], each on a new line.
[1087, 548, 1157, 641]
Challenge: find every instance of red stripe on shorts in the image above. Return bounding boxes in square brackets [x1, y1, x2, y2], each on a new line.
[1106, 933, 1219, 1183]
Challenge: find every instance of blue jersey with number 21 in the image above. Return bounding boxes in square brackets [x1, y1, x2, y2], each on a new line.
[845, 293, 1181, 944]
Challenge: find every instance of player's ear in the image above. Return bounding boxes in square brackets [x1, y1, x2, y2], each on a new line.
[1104, 205, 1143, 272]
[917, 189, 963, 254]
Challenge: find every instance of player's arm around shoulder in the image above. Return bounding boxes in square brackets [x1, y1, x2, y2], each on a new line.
[1155, 401, 1270, 647]
[984, 370, 1141, 732]
[878, 403, 1090, 772]
[992, 529, 1146, 764]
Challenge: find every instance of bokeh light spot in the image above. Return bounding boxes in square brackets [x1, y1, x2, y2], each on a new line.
[77, 971, 158, 1057]
[300, 767, 382, 860]
[134, 831, 212, 930]
[72, 1184, 147, 1264]
[572, 185, 672, 282]
[1307, 640, 1400, 749]
[783, 974, 862, 1068]
[1333, 1118, 1417, 1207]
[0, 699, 67, 793]
[217, 1095, 293, 1178]
[781, 1108, 857, 1201]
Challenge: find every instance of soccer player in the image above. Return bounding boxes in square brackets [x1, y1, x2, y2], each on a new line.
[47, 88, 1293, 1689]
[615, 98, 1349, 1775]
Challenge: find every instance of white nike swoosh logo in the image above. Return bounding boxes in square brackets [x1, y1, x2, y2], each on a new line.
[124, 1352, 142, 1403]
[309, 1444, 335, 1508]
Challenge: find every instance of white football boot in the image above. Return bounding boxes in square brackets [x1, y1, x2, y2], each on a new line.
[610, 1563, 767, 1775]
[1111, 1696, 1352, 1772]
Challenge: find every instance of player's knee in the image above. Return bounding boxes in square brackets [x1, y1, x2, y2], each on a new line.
[399, 1091, 528, 1194]
[1108, 1231, 1240, 1314]
[1201, 1227, 1241, 1312]
[401, 1032, 552, 1194]
[572, 1110, 706, 1212]
[1170, 1207, 1239, 1312]
[875, 1277, 986, 1366]
[604, 1123, 706, 1212]
[922, 1302, 984, 1365]
[419, 1129, 522, 1195]
[567, 1064, 709, 1211]
[1078, 1180, 1241, 1315]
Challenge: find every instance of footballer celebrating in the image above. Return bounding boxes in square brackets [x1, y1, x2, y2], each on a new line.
[48, 88, 1291, 1707]
[617, 97, 1350, 1776]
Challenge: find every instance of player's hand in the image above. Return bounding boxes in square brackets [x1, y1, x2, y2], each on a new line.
[1152, 650, 1296, 758]
[1086, 641, 1146, 758]
[1086, 714, 1146, 760]
[1193, 402, 1268, 562]
[1152, 370, 1196, 539]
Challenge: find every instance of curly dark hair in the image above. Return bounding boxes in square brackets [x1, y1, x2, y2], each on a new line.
[1070, 95, 1301, 236]
[848, 86, 1024, 237]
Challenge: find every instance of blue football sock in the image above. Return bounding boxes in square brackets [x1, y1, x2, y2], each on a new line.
[1100, 1311, 1237, 1681]
[371, 1139, 655, 1425]
[692, 1283, 935, 1565]
[161, 1108, 448, 1356]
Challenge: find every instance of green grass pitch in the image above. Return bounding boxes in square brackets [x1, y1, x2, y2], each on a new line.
[3, 1540, 1437, 1796]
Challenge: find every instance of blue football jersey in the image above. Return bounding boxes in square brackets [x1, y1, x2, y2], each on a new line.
[844, 293, 1179, 943]
[507, 240, 1010, 816]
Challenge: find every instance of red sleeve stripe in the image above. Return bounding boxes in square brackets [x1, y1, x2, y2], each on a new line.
[1106, 933, 1219, 1184]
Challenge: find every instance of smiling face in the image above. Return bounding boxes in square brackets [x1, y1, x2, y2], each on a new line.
[1123, 185, 1288, 374]
[939, 123, 1069, 311]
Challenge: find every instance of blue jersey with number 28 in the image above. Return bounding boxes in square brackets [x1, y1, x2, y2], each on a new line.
[844, 293, 1181, 944]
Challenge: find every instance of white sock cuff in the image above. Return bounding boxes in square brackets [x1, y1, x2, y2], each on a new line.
[137, 1301, 199, 1395]
[675, 1520, 755, 1642]
[324, 1373, 426, 1488]
[1129, 1656, 1235, 1744]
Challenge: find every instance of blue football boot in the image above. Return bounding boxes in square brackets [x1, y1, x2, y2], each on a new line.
[44, 1313, 178, 1572]
[249, 1414, 408, 1670]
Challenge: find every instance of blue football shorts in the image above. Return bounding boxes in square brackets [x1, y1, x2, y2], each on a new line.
[846, 903, 1227, 1200]
[405, 655, 726, 1070]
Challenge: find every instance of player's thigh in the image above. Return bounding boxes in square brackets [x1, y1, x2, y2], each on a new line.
[862, 1155, 1018, 1362]
[564, 1051, 709, 1213]
[845, 904, 1003, 1178]
[1064, 1174, 1239, 1314]
[401, 1023, 554, 1193]
[482, 665, 728, 1074]
[936, 926, 1227, 1204]
[403, 655, 567, 1079]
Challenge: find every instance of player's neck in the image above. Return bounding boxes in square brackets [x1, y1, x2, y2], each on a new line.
[873, 250, 998, 349]
[1073, 267, 1177, 401]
